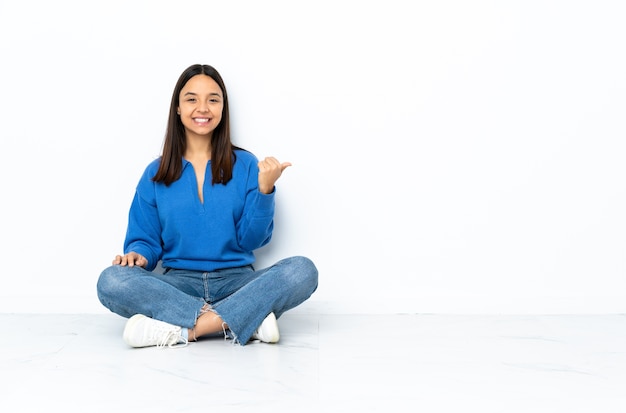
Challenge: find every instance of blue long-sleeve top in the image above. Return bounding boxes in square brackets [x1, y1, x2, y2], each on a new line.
[123, 149, 274, 272]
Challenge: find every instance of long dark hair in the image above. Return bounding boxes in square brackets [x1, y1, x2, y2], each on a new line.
[152, 64, 239, 185]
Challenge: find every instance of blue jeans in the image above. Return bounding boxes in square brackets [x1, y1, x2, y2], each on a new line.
[96, 256, 318, 345]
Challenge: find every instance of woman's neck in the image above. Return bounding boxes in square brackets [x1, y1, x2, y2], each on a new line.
[184, 134, 212, 161]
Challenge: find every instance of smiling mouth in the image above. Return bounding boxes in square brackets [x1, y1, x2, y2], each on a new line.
[193, 118, 210, 123]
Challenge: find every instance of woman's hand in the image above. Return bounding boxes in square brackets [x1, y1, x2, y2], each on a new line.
[258, 156, 291, 194]
[112, 252, 148, 268]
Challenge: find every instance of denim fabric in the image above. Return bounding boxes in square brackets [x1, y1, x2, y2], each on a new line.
[97, 256, 318, 345]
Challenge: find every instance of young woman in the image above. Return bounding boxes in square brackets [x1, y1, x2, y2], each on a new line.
[97, 64, 318, 348]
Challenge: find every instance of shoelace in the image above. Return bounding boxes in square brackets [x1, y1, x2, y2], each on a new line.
[153, 328, 188, 349]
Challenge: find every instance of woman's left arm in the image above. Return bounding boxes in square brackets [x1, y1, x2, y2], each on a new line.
[236, 156, 291, 250]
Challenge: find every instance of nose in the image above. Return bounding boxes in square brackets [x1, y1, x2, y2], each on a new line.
[198, 101, 210, 112]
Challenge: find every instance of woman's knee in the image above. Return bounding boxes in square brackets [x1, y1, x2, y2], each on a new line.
[97, 265, 119, 302]
[96, 265, 139, 299]
[284, 256, 319, 292]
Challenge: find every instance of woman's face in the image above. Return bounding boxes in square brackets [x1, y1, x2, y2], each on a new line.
[177, 74, 224, 139]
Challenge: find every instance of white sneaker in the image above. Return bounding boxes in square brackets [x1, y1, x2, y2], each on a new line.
[252, 312, 280, 343]
[123, 314, 188, 348]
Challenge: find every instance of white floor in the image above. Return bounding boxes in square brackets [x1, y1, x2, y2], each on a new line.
[2, 312, 626, 412]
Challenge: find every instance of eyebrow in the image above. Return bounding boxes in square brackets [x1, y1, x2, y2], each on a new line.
[183, 92, 222, 97]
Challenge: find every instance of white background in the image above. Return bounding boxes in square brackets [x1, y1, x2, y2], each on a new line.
[0, 0, 624, 314]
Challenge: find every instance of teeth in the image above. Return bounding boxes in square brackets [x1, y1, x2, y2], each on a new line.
[194, 118, 209, 123]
